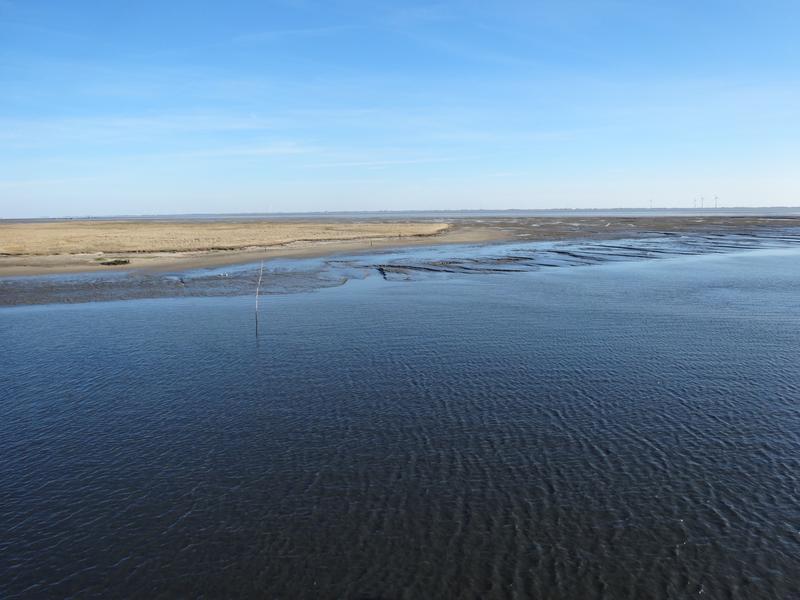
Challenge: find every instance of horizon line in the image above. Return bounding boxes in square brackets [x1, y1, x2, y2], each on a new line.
[4, 205, 800, 221]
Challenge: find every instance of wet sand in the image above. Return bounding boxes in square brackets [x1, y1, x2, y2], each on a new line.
[2, 215, 800, 278]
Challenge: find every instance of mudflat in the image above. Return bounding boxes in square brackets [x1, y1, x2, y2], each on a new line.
[2, 215, 800, 276]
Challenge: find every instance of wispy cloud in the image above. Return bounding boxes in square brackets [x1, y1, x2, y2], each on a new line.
[157, 142, 318, 160]
[0, 176, 99, 188]
[400, 31, 531, 68]
[304, 156, 467, 169]
[0, 19, 87, 40]
[380, 3, 455, 27]
[233, 25, 351, 44]
[0, 113, 278, 147]
[419, 128, 584, 144]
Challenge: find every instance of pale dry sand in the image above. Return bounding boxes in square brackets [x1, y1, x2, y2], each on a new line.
[0, 219, 497, 276]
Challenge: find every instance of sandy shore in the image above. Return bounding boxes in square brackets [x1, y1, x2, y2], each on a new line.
[0, 219, 488, 276]
[2, 215, 800, 277]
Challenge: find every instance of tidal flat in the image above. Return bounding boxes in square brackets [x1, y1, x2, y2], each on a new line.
[2, 214, 799, 279]
[2, 216, 800, 306]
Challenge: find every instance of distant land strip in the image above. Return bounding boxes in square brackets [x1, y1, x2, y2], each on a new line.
[2, 215, 800, 277]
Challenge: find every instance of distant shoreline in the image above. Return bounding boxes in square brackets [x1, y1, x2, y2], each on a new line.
[2, 215, 800, 277]
[4, 206, 800, 223]
[0, 219, 500, 277]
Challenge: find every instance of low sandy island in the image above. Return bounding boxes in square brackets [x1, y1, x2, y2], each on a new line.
[0, 219, 477, 276]
[2, 215, 800, 276]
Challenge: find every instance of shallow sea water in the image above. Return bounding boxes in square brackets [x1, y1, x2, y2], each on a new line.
[2, 248, 800, 599]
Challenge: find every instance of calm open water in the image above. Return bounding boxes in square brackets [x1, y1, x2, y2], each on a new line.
[2, 248, 799, 599]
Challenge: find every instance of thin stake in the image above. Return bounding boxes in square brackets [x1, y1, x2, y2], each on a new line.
[255, 259, 264, 336]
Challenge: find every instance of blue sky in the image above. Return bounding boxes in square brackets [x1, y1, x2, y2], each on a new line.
[1, 0, 799, 217]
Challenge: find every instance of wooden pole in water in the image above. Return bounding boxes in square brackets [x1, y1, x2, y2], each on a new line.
[255, 259, 264, 336]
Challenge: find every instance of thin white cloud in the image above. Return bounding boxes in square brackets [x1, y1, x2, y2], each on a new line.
[304, 156, 467, 168]
[0, 19, 87, 40]
[233, 25, 351, 44]
[380, 3, 455, 27]
[0, 114, 278, 146]
[0, 176, 99, 188]
[159, 142, 318, 159]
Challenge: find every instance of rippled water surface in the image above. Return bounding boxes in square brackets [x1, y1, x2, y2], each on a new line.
[2, 249, 800, 598]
